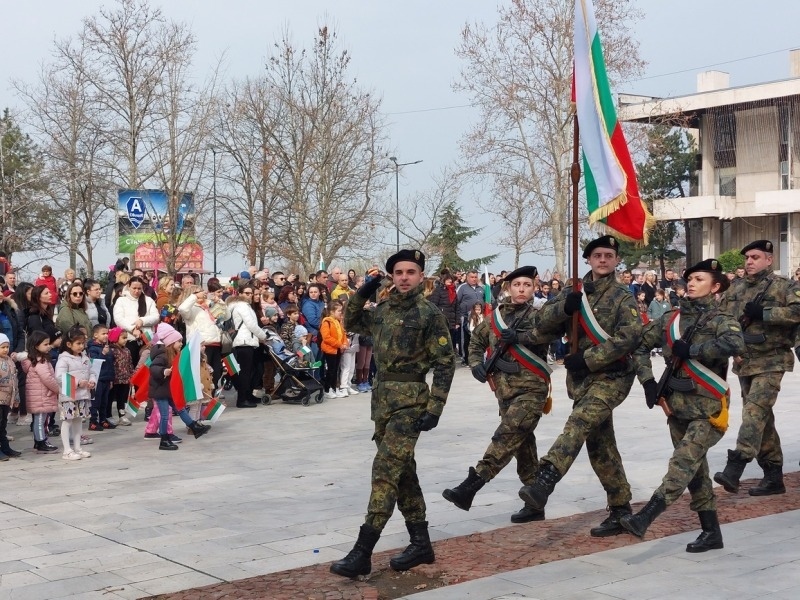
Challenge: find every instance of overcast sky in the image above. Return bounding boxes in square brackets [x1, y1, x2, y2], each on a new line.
[2, 0, 799, 279]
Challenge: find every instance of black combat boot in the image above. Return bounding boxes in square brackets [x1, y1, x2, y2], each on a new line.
[389, 521, 435, 571]
[686, 510, 723, 553]
[510, 504, 545, 523]
[442, 467, 486, 511]
[619, 495, 667, 539]
[518, 461, 562, 510]
[749, 462, 786, 496]
[188, 421, 210, 439]
[330, 524, 381, 578]
[159, 435, 179, 451]
[590, 503, 632, 537]
[713, 449, 749, 493]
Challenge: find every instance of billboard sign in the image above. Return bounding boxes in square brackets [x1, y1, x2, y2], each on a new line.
[117, 189, 196, 253]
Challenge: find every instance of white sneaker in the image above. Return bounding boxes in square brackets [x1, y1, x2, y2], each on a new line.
[62, 451, 82, 461]
[75, 450, 92, 458]
[336, 388, 348, 398]
[324, 391, 337, 399]
[118, 416, 132, 426]
[16, 414, 32, 426]
[348, 386, 360, 395]
[80, 435, 93, 445]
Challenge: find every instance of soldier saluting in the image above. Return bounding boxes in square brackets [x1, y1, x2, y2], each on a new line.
[442, 266, 553, 524]
[714, 240, 800, 496]
[330, 249, 456, 579]
[518, 235, 641, 537]
[621, 259, 744, 551]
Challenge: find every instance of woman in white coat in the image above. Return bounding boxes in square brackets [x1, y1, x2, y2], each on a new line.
[112, 276, 159, 365]
[226, 283, 266, 408]
[178, 285, 226, 390]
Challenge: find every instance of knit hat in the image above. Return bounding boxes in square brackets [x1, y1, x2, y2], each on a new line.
[155, 323, 182, 346]
[107, 327, 124, 343]
[239, 270, 251, 280]
[294, 325, 308, 339]
[264, 306, 278, 318]
[0, 333, 9, 346]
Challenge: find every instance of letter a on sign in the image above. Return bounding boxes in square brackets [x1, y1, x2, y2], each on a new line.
[127, 197, 145, 229]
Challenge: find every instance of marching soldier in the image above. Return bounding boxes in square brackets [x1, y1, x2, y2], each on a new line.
[518, 235, 641, 537]
[330, 249, 456, 578]
[442, 266, 553, 523]
[621, 259, 744, 551]
[714, 240, 800, 496]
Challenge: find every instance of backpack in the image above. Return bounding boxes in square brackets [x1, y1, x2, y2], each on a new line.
[217, 313, 239, 355]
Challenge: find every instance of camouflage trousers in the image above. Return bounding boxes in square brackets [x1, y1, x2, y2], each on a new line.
[365, 407, 426, 532]
[656, 416, 724, 512]
[542, 375, 633, 506]
[735, 371, 784, 466]
[475, 391, 547, 486]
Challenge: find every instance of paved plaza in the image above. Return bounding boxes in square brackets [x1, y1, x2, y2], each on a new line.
[1, 363, 799, 599]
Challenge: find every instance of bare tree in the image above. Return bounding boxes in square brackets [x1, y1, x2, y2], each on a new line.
[455, 0, 644, 275]
[219, 26, 390, 275]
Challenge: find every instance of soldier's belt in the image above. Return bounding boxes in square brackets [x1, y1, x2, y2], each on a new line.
[667, 376, 696, 392]
[492, 358, 520, 374]
[381, 373, 426, 383]
[743, 332, 767, 344]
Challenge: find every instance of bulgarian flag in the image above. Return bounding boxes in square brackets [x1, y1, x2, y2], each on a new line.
[574, 0, 653, 243]
[318, 253, 325, 271]
[61, 373, 78, 399]
[222, 353, 240, 376]
[130, 363, 150, 404]
[201, 396, 226, 423]
[169, 332, 204, 412]
[483, 266, 492, 316]
[126, 397, 141, 417]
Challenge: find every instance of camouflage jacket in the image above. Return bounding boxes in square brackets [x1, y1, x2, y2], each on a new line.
[468, 301, 550, 401]
[720, 270, 800, 376]
[634, 296, 745, 420]
[345, 285, 455, 420]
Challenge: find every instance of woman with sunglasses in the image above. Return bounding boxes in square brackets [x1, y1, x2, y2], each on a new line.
[55, 282, 92, 336]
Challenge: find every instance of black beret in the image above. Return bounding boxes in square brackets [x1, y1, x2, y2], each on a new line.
[683, 258, 729, 293]
[582, 235, 619, 259]
[386, 249, 425, 273]
[505, 265, 538, 282]
[740, 239, 774, 255]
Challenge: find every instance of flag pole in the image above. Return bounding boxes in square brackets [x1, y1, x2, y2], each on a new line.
[570, 111, 581, 355]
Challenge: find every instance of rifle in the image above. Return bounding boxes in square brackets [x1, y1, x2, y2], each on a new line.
[653, 309, 716, 410]
[485, 304, 534, 392]
[738, 276, 774, 330]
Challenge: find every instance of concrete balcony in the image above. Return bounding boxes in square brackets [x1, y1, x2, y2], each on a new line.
[754, 189, 800, 214]
[653, 195, 736, 221]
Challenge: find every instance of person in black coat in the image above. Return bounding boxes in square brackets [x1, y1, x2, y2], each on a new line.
[429, 274, 459, 355]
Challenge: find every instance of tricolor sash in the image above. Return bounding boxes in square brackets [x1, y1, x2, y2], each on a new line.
[490, 305, 554, 413]
[579, 290, 612, 345]
[665, 311, 730, 432]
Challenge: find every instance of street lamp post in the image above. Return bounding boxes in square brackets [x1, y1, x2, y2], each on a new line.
[389, 156, 423, 252]
[211, 147, 218, 276]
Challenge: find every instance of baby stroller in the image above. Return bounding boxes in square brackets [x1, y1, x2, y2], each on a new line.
[264, 331, 324, 406]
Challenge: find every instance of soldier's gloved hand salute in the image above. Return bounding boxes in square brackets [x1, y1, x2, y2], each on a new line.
[357, 270, 384, 299]
[743, 302, 764, 322]
[563, 291, 583, 316]
[471, 362, 487, 383]
[499, 328, 518, 344]
[642, 379, 658, 409]
[413, 412, 439, 432]
[563, 351, 587, 372]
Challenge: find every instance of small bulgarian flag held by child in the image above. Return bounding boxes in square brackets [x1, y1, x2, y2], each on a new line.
[169, 332, 204, 412]
[222, 354, 240, 376]
[141, 329, 154, 343]
[61, 373, 78, 399]
[201, 395, 226, 423]
[126, 396, 141, 418]
[297, 345, 313, 359]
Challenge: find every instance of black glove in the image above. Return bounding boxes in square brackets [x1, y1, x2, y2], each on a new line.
[643, 379, 658, 409]
[563, 291, 582, 316]
[743, 302, 764, 322]
[499, 329, 518, 344]
[563, 352, 587, 372]
[413, 411, 439, 432]
[796, 346, 800, 362]
[671, 339, 691, 360]
[471, 363, 487, 383]
[356, 274, 384, 299]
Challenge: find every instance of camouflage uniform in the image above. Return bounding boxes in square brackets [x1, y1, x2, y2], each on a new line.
[634, 296, 745, 511]
[345, 285, 455, 531]
[467, 302, 550, 485]
[720, 270, 800, 467]
[532, 272, 640, 506]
